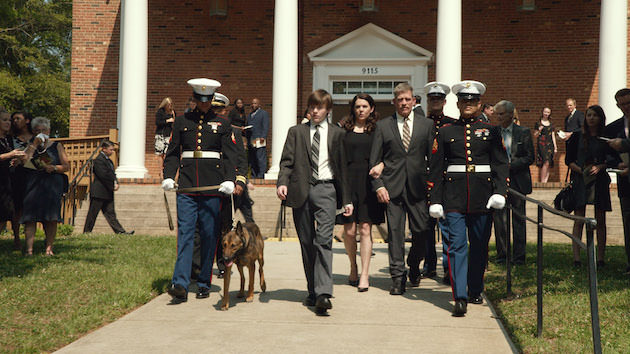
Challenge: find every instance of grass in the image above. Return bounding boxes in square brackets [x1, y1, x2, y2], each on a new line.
[485, 243, 630, 353]
[0, 231, 175, 353]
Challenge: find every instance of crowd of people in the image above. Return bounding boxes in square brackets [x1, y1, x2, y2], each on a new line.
[0, 111, 69, 256]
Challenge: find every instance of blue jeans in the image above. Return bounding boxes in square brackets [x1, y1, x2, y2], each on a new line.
[172, 194, 221, 290]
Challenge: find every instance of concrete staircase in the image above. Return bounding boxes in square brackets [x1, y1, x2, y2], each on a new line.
[72, 184, 626, 246]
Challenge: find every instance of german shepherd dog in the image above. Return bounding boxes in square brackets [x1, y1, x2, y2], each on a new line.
[220, 221, 266, 310]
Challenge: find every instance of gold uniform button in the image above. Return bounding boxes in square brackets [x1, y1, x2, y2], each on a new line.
[468, 157, 473, 161]
[466, 136, 471, 140]
[200, 115, 204, 119]
[197, 139, 201, 143]
[197, 132, 202, 137]
[466, 130, 471, 134]
[467, 150, 471, 155]
[466, 143, 471, 147]
[198, 125, 203, 130]
[198, 120, 203, 124]
[466, 124, 471, 128]
[196, 146, 202, 151]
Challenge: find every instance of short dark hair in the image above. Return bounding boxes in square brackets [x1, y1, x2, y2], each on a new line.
[101, 139, 115, 148]
[307, 89, 332, 110]
[615, 88, 630, 100]
[482, 103, 493, 110]
[414, 95, 422, 104]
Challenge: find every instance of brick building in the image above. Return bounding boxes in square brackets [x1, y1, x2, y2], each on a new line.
[70, 0, 629, 182]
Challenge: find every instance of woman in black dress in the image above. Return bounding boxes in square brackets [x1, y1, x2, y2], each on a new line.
[533, 107, 558, 182]
[0, 111, 26, 248]
[10, 111, 32, 249]
[565, 105, 612, 267]
[21, 117, 70, 256]
[155, 97, 176, 170]
[336, 94, 385, 291]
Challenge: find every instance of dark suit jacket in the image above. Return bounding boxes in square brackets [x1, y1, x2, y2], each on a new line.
[369, 112, 434, 201]
[277, 121, 351, 209]
[508, 124, 535, 195]
[91, 152, 117, 200]
[605, 117, 630, 197]
[248, 108, 269, 140]
[564, 110, 585, 133]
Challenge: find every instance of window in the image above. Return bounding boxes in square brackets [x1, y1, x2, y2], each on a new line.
[209, 0, 227, 16]
[332, 80, 407, 96]
[360, 0, 378, 12]
[519, 0, 535, 11]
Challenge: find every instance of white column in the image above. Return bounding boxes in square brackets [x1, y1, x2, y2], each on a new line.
[116, 0, 148, 178]
[599, 0, 627, 124]
[436, 0, 461, 118]
[265, 0, 298, 180]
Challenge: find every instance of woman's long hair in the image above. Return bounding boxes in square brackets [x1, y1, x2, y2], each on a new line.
[158, 97, 173, 110]
[582, 105, 606, 147]
[342, 93, 379, 133]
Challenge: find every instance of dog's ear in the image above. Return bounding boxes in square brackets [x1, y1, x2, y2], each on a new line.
[236, 221, 243, 234]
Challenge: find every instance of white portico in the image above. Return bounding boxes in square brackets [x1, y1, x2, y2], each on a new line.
[308, 23, 433, 117]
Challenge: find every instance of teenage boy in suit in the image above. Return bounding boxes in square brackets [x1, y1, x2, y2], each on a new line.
[277, 89, 352, 315]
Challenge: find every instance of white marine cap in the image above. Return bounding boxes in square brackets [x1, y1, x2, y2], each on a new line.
[424, 81, 451, 97]
[211, 92, 230, 107]
[187, 78, 221, 102]
[452, 80, 486, 100]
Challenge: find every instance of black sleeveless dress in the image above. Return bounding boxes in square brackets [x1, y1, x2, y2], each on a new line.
[336, 131, 385, 225]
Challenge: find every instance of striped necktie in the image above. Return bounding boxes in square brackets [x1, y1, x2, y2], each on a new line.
[402, 117, 411, 152]
[311, 125, 320, 180]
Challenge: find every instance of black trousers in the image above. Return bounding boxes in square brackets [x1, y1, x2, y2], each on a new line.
[620, 196, 630, 265]
[493, 194, 526, 263]
[83, 197, 125, 234]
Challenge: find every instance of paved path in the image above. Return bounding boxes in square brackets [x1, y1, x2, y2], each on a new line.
[56, 242, 516, 353]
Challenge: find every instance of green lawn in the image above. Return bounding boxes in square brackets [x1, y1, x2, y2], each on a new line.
[485, 243, 630, 353]
[0, 232, 175, 353]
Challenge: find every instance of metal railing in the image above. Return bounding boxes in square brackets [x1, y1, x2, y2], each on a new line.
[503, 187, 601, 354]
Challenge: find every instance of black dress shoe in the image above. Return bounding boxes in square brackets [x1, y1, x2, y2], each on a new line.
[358, 286, 369, 292]
[420, 269, 437, 278]
[303, 295, 316, 307]
[167, 284, 188, 302]
[468, 294, 483, 305]
[453, 299, 467, 317]
[116, 230, 135, 235]
[408, 272, 421, 287]
[442, 274, 451, 285]
[390, 275, 406, 295]
[315, 295, 332, 314]
[196, 287, 210, 299]
[217, 269, 225, 279]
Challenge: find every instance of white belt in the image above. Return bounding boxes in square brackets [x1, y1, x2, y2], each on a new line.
[181, 151, 220, 159]
[447, 164, 491, 173]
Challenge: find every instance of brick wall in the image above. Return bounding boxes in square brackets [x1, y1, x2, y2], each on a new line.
[71, 0, 628, 181]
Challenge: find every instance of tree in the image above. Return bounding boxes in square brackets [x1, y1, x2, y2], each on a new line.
[0, 0, 71, 136]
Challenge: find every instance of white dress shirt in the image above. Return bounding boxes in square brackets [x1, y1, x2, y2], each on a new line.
[310, 119, 333, 180]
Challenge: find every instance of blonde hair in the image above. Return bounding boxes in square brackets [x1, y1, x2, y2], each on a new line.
[393, 82, 413, 98]
[158, 97, 173, 110]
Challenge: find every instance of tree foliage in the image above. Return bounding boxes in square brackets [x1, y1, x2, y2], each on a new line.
[0, 0, 71, 136]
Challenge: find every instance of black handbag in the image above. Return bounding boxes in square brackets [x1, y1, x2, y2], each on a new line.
[554, 170, 576, 213]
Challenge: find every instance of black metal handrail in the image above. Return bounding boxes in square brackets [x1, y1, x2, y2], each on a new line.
[61, 146, 101, 225]
[504, 187, 601, 354]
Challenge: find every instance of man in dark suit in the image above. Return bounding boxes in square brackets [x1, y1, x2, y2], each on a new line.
[605, 88, 630, 275]
[369, 82, 434, 295]
[277, 89, 352, 315]
[493, 100, 534, 265]
[248, 98, 269, 178]
[83, 140, 133, 235]
[480, 103, 494, 123]
[559, 98, 585, 141]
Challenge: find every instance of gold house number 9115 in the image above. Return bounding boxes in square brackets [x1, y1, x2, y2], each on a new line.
[362, 67, 378, 74]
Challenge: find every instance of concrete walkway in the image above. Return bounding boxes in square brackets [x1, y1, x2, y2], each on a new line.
[56, 241, 516, 353]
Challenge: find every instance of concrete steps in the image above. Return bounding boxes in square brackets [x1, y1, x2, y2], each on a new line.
[72, 184, 626, 246]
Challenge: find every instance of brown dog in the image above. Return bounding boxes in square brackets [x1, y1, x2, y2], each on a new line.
[220, 221, 266, 310]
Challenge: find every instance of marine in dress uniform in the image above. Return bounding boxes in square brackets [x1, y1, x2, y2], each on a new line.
[428, 81, 509, 316]
[420, 82, 455, 282]
[162, 79, 238, 302]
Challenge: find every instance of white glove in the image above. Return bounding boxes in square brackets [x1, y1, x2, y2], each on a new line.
[219, 181, 235, 195]
[486, 194, 506, 209]
[161, 178, 176, 191]
[429, 204, 444, 219]
[35, 133, 49, 144]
